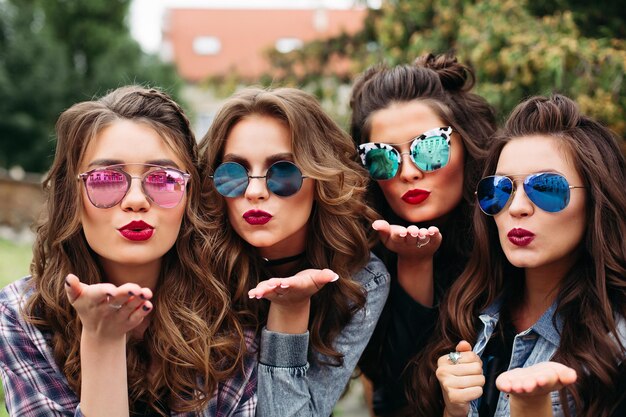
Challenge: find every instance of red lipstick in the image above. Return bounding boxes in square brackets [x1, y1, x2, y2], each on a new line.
[402, 189, 431, 205]
[507, 228, 535, 247]
[118, 220, 154, 241]
[243, 210, 272, 225]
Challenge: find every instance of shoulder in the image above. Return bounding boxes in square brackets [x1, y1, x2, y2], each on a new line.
[351, 252, 390, 292]
[0, 277, 33, 318]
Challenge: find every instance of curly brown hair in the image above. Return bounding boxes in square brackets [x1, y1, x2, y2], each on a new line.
[198, 87, 378, 365]
[25, 86, 246, 414]
[409, 94, 626, 417]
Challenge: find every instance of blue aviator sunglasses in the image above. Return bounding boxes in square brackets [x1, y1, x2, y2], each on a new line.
[476, 172, 584, 216]
[210, 161, 307, 197]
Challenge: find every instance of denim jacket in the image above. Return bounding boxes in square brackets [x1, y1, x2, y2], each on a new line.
[256, 252, 390, 417]
[470, 299, 568, 417]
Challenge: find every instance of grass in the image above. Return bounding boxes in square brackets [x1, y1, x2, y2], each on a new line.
[0, 238, 32, 417]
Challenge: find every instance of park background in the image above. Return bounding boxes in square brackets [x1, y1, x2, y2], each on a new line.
[0, 0, 625, 415]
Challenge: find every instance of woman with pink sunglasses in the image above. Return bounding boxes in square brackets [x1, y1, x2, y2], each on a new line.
[0, 86, 256, 416]
[350, 52, 497, 415]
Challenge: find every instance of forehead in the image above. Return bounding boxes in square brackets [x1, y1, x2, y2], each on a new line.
[224, 114, 292, 155]
[497, 135, 578, 178]
[368, 101, 446, 143]
[80, 119, 184, 169]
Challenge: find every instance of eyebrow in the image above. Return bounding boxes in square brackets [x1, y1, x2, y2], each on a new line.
[221, 152, 295, 168]
[86, 159, 182, 169]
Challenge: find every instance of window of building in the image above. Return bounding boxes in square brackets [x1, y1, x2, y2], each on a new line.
[193, 36, 221, 55]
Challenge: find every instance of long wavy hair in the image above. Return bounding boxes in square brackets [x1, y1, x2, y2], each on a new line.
[409, 94, 626, 417]
[25, 86, 247, 414]
[198, 87, 377, 365]
[351, 52, 497, 383]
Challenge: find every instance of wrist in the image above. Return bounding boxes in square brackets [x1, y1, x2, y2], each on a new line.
[266, 299, 310, 333]
[509, 393, 552, 415]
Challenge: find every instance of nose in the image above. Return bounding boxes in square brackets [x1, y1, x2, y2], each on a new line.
[506, 183, 534, 218]
[244, 175, 270, 201]
[397, 152, 424, 182]
[120, 177, 150, 212]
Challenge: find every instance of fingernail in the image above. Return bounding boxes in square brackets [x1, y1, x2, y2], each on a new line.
[142, 305, 151, 311]
[280, 284, 289, 288]
[267, 285, 277, 289]
[255, 295, 263, 299]
[248, 294, 255, 299]
[331, 274, 339, 282]
[64, 277, 70, 287]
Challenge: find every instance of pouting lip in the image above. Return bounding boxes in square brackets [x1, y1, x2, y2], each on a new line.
[119, 220, 154, 231]
[243, 210, 272, 219]
[507, 228, 535, 238]
[401, 188, 431, 203]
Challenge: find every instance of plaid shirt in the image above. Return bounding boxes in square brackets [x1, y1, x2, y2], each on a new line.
[0, 277, 257, 417]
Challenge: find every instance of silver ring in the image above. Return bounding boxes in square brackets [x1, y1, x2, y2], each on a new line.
[416, 235, 431, 248]
[106, 295, 123, 310]
[448, 351, 461, 365]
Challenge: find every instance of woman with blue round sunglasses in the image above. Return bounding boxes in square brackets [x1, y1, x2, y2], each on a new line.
[350, 52, 497, 415]
[199, 87, 390, 417]
[410, 94, 626, 417]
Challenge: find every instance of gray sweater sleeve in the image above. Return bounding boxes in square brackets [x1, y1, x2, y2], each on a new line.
[256, 253, 391, 417]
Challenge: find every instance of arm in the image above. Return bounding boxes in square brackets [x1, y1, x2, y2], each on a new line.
[64, 274, 153, 417]
[495, 361, 577, 417]
[256, 254, 390, 417]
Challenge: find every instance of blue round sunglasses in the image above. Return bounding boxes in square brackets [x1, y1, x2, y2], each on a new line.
[210, 160, 307, 198]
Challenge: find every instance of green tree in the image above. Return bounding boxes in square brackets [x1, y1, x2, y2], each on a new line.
[0, 0, 182, 172]
[258, 0, 626, 137]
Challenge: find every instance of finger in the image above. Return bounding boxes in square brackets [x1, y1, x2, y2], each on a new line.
[372, 219, 390, 233]
[64, 274, 82, 304]
[388, 224, 409, 240]
[406, 225, 420, 237]
[456, 340, 473, 353]
[427, 226, 440, 235]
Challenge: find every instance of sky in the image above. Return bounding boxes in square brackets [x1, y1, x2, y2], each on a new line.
[129, 0, 377, 53]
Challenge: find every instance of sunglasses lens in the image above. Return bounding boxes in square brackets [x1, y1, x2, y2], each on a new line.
[267, 161, 303, 197]
[411, 134, 450, 172]
[363, 147, 399, 180]
[213, 162, 249, 197]
[143, 169, 187, 208]
[477, 176, 513, 215]
[84, 169, 129, 208]
[524, 173, 570, 212]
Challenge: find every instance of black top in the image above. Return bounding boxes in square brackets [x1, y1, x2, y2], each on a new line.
[478, 317, 516, 417]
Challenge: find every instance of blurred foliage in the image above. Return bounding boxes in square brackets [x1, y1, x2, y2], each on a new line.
[0, 0, 183, 173]
[248, 0, 626, 139]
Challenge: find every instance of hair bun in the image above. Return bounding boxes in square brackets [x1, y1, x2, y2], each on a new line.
[414, 53, 475, 92]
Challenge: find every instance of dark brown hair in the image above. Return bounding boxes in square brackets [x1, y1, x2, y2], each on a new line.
[198, 87, 378, 365]
[26, 86, 246, 414]
[410, 94, 626, 417]
[351, 52, 497, 384]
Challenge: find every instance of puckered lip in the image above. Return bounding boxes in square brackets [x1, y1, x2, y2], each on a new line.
[401, 188, 431, 204]
[243, 210, 272, 219]
[118, 220, 154, 231]
[507, 228, 535, 238]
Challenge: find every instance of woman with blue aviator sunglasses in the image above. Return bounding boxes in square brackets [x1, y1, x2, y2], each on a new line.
[410, 94, 626, 417]
[350, 52, 497, 415]
[198, 87, 390, 416]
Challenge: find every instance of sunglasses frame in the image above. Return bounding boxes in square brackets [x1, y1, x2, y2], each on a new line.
[77, 163, 190, 209]
[475, 172, 584, 216]
[358, 126, 454, 180]
[209, 160, 308, 198]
